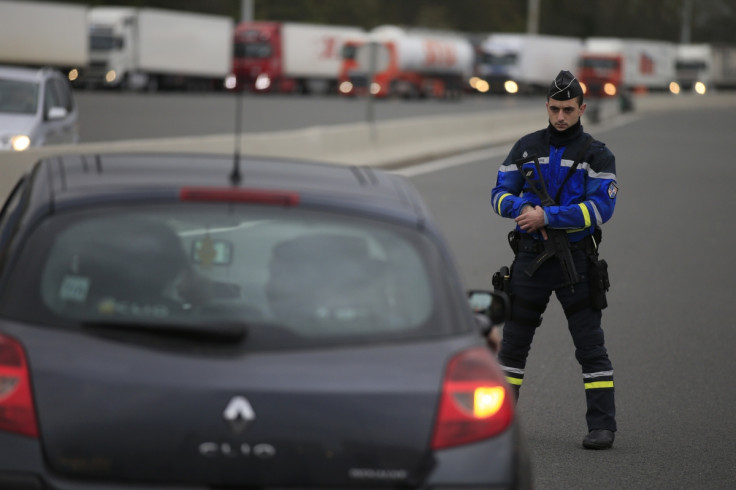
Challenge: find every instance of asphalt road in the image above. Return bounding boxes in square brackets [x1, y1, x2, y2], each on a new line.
[401, 107, 736, 489]
[73, 90, 539, 142]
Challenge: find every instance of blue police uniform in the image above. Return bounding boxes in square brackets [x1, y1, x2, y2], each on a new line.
[490, 70, 619, 449]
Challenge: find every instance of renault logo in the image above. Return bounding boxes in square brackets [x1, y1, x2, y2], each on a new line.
[223, 396, 255, 434]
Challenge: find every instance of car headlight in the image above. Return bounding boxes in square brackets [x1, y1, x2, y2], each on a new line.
[10, 135, 31, 152]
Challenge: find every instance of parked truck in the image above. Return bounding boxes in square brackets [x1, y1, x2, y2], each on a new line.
[474, 33, 583, 95]
[578, 37, 677, 98]
[0, 0, 88, 83]
[339, 26, 474, 99]
[85, 7, 233, 91]
[231, 21, 366, 94]
[675, 44, 713, 94]
[675, 43, 736, 94]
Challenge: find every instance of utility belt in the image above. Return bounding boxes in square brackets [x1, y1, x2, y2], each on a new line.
[514, 232, 596, 255]
[497, 229, 609, 311]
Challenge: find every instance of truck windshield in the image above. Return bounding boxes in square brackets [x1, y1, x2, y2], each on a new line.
[90, 34, 123, 51]
[481, 52, 518, 65]
[342, 44, 359, 60]
[89, 25, 123, 51]
[0, 79, 39, 115]
[233, 42, 272, 59]
[676, 61, 707, 71]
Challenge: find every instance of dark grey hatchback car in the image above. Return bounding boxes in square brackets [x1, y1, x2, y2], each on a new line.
[0, 153, 530, 489]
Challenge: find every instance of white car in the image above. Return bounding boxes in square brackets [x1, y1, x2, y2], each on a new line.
[0, 65, 79, 151]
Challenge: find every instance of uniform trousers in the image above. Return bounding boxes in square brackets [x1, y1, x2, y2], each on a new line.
[498, 246, 617, 432]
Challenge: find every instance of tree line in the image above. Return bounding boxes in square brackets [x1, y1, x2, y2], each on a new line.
[41, 0, 736, 44]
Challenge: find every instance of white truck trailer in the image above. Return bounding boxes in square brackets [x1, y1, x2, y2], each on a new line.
[676, 43, 736, 93]
[475, 34, 584, 95]
[86, 7, 233, 91]
[0, 0, 88, 82]
[710, 44, 736, 90]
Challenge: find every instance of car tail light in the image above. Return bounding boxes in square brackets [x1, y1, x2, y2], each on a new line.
[0, 334, 38, 438]
[180, 187, 299, 206]
[431, 347, 514, 449]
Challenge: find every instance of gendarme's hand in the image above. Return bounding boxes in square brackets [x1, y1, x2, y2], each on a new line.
[515, 206, 548, 239]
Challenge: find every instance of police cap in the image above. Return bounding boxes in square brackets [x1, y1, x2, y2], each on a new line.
[548, 70, 583, 100]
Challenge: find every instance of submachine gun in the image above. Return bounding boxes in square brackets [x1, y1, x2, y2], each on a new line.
[514, 155, 582, 291]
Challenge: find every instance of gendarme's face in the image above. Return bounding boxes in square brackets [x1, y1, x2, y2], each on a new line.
[546, 98, 586, 131]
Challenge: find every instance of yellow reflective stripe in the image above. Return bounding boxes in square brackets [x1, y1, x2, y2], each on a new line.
[497, 193, 512, 215]
[505, 376, 523, 386]
[578, 203, 591, 228]
[585, 381, 614, 389]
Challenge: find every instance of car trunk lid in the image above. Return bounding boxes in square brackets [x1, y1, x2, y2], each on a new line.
[20, 326, 475, 487]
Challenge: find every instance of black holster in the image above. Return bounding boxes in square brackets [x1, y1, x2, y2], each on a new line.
[585, 229, 609, 310]
[492, 265, 512, 296]
[588, 256, 609, 310]
[507, 230, 520, 255]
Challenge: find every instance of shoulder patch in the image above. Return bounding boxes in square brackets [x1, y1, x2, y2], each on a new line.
[607, 182, 618, 199]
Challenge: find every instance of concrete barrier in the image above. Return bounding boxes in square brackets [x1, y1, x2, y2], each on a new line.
[1, 92, 735, 200]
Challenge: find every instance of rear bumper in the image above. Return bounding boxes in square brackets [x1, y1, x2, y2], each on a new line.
[0, 425, 530, 490]
[427, 424, 531, 489]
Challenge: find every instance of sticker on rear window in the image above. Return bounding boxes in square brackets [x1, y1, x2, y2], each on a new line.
[191, 237, 233, 266]
[59, 275, 90, 302]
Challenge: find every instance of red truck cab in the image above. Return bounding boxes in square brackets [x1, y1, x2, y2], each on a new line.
[232, 21, 295, 93]
[337, 39, 367, 96]
[578, 53, 623, 98]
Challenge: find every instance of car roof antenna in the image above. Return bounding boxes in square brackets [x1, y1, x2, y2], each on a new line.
[230, 86, 244, 185]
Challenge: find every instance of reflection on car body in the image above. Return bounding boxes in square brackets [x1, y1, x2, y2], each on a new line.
[0, 65, 79, 151]
[0, 152, 530, 489]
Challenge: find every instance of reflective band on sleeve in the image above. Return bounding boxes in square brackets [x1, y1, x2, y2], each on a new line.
[578, 203, 591, 228]
[584, 381, 614, 389]
[497, 193, 512, 215]
[505, 376, 523, 386]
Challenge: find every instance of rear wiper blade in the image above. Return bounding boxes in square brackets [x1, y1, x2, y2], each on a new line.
[80, 319, 248, 343]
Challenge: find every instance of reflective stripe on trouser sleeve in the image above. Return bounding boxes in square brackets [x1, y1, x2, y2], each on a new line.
[583, 370, 614, 389]
[501, 365, 524, 386]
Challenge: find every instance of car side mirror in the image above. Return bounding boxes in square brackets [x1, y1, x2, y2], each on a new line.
[467, 289, 510, 327]
[47, 106, 68, 121]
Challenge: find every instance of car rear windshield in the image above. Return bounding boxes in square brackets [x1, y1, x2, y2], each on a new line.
[1, 204, 463, 348]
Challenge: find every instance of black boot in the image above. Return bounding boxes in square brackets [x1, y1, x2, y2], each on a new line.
[582, 429, 614, 450]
